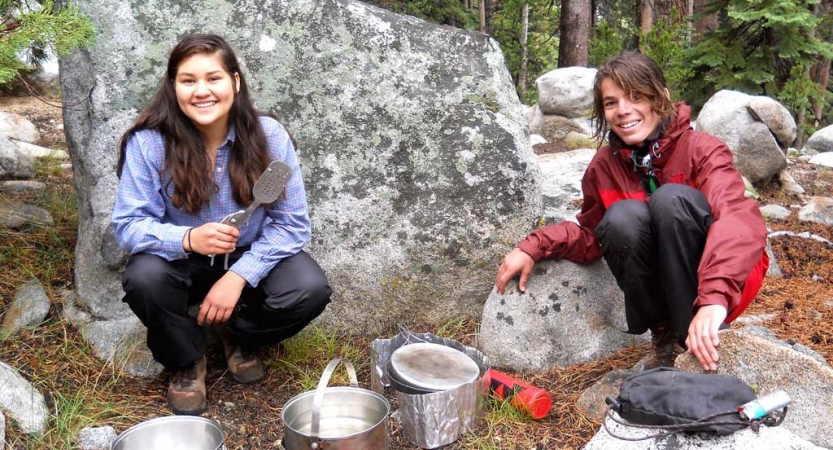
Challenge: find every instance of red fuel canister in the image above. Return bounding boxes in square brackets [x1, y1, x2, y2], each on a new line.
[483, 369, 552, 419]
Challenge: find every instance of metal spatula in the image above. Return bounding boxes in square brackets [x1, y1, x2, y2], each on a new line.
[210, 160, 293, 269]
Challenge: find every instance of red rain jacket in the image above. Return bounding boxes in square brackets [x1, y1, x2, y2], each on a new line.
[518, 103, 769, 322]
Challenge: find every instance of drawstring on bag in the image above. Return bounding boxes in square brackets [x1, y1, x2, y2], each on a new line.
[602, 397, 788, 442]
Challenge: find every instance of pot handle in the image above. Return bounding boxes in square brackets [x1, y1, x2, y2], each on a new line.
[310, 358, 359, 449]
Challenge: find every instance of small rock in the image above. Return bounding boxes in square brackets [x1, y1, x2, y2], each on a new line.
[765, 242, 783, 278]
[807, 310, 823, 321]
[778, 170, 805, 195]
[0, 199, 55, 228]
[760, 204, 791, 221]
[0, 111, 40, 143]
[0, 362, 48, 434]
[809, 152, 833, 168]
[798, 197, 833, 226]
[14, 141, 69, 160]
[822, 299, 833, 310]
[530, 134, 547, 146]
[1, 278, 51, 336]
[577, 369, 633, 420]
[743, 176, 759, 199]
[734, 313, 777, 325]
[76, 426, 117, 450]
[812, 274, 825, 282]
[0, 180, 47, 192]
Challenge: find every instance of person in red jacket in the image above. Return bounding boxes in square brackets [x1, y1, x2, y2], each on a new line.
[495, 52, 769, 371]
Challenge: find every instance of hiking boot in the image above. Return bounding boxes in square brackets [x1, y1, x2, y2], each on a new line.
[225, 345, 264, 384]
[212, 324, 264, 384]
[167, 357, 207, 415]
[645, 323, 685, 370]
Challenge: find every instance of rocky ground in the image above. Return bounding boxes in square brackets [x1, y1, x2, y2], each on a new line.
[0, 95, 831, 449]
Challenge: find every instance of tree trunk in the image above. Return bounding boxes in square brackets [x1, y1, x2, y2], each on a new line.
[558, 0, 591, 67]
[640, 0, 654, 35]
[810, 58, 830, 128]
[810, 0, 833, 128]
[517, 2, 529, 98]
[484, 0, 492, 34]
[692, 0, 717, 40]
[479, 0, 485, 32]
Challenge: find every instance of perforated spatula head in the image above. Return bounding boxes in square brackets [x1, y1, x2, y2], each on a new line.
[224, 160, 293, 228]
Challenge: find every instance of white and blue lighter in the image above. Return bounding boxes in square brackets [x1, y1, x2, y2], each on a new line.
[738, 390, 791, 421]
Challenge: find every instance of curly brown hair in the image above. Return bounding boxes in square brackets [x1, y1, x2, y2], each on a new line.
[591, 52, 676, 142]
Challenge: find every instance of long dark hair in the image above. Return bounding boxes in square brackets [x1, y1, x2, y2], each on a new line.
[117, 34, 269, 213]
[591, 52, 676, 142]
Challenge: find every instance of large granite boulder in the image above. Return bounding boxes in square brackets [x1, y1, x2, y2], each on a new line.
[479, 259, 648, 372]
[536, 67, 596, 117]
[59, 0, 541, 348]
[696, 90, 791, 186]
[804, 124, 833, 153]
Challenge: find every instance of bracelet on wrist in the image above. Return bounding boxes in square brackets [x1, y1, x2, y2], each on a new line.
[186, 227, 194, 254]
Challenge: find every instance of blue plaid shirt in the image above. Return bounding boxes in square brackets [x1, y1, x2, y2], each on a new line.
[111, 116, 310, 287]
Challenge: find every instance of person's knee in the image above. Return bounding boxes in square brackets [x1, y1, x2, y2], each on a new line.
[122, 254, 180, 294]
[649, 184, 703, 215]
[295, 278, 332, 313]
[649, 184, 711, 231]
[596, 200, 650, 246]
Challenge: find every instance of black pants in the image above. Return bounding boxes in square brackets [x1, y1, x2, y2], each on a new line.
[595, 184, 713, 343]
[122, 249, 331, 369]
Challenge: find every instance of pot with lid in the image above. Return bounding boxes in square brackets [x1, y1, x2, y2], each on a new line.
[387, 342, 481, 394]
[371, 331, 490, 449]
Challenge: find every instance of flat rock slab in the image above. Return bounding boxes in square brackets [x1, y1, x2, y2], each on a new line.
[583, 411, 824, 450]
[677, 330, 833, 448]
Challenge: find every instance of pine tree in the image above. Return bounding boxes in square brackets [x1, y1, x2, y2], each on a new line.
[681, 0, 833, 140]
[0, 0, 94, 87]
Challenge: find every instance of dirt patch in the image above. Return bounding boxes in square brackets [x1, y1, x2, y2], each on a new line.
[533, 142, 572, 155]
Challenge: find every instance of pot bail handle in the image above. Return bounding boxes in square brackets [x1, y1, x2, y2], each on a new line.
[310, 358, 359, 449]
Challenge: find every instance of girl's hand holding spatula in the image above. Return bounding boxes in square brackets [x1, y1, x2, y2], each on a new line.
[183, 222, 240, 257]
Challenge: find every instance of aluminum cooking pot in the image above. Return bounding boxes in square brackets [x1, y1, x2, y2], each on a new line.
[282, 358, 390, 450]
[110, 416, 225, 450]
[385, 359, 437, 395]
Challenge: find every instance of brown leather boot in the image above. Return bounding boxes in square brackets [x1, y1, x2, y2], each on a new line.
[167, 357, 207, 415]
[225, 345, 264, 384]
[213, 324, 264, 384]
[645, 323, 685, 370]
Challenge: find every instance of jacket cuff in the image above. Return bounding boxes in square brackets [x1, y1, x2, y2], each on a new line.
[692, 291, 731, 313]
[517, 238, 543, 261]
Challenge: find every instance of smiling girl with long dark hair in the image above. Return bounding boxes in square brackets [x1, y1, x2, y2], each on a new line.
[112, 34, 331, 415]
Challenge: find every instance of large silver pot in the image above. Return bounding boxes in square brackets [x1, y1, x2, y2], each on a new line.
[111, 416, 225, 450]
[282, 358, 390, 450]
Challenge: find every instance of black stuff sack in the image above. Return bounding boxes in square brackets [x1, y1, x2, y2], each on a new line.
[606, 367, 757, 436]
